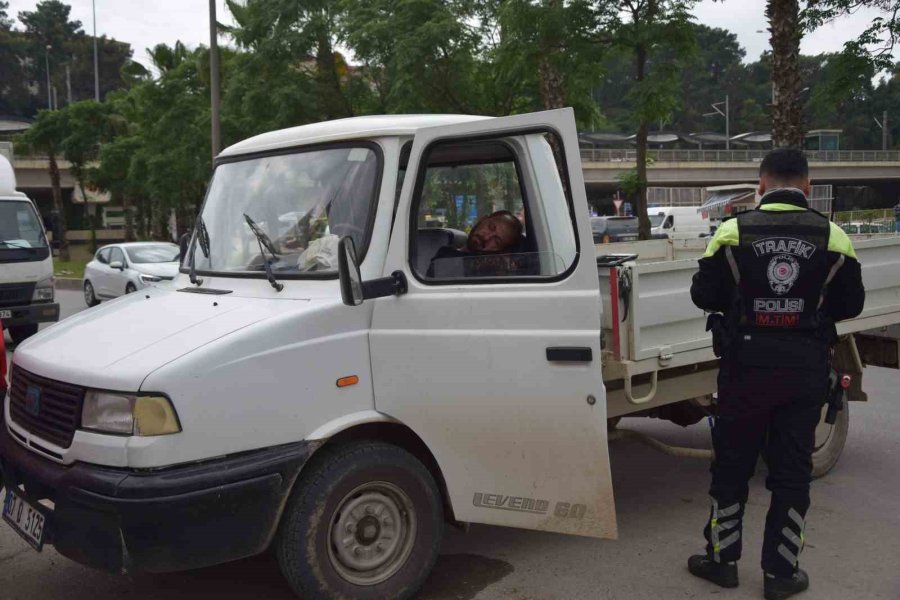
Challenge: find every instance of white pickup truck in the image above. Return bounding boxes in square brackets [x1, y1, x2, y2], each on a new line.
[2, 109, 899, 600]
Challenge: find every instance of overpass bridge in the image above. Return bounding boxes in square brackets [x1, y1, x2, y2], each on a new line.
[5, 144, 899, 215]
[581, 148, 900, 187]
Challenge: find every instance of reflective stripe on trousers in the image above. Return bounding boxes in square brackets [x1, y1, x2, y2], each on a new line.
[777, 507, 806, 568]
[710, 497, 741, 562]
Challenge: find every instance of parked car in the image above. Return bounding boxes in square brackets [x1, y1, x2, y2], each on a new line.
[591, 216, 640, 243]
[841, 222, 893, 235]
[83, 242, 180, 306]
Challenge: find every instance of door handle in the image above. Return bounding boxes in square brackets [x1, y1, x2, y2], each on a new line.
[546, 347, 593, 363]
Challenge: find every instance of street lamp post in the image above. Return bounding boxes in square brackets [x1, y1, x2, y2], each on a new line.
[92, 0, 100, 101]
[44, 45, 52, 109]
[209, 0, 221, 160]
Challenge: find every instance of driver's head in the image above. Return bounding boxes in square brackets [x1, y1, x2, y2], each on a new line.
[758, 148, 811, 198]
[467, 210, 523, 253]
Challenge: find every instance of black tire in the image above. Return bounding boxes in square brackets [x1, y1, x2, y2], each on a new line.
[758, 398, 849, 479]
[84, 280, 100, 307]
[8, 324, 39, 345]
[125, 282, 137, 294]
[811, 397, 849, 479]
[276, 442, 444, 600]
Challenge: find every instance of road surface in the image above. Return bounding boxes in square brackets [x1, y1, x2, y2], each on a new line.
[2, 289, 899, 599]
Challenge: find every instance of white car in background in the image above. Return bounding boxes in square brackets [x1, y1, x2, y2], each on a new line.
[83, 242, 180, 307]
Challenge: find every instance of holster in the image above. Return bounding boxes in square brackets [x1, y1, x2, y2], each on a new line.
[706, 313, 730, 358]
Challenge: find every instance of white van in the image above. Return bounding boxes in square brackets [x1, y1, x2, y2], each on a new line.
[649, 206, 711, 239]
[0, 155, 58, 344]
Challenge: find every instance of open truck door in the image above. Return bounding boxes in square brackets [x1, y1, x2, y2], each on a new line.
[370, 108, 617, 539]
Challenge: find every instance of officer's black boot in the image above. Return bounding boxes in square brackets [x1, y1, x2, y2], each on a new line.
[688, 554, 739, 588]
[764, 568, 809, 600]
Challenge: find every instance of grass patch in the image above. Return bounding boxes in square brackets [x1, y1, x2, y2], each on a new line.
[53, 259, 88, 279]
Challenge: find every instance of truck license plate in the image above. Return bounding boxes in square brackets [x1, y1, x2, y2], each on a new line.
[2, 488, 45, 550]
[0, 309, 11, 319]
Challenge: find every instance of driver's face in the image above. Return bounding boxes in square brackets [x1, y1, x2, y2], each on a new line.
[468, 215, 518, 253]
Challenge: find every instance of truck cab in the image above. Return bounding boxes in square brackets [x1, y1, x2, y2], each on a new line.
[2, 110, 614, 599]
[0, 155, 59, 345]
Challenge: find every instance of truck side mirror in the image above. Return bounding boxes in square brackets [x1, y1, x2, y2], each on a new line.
[338, 237, 364, 306]
[338, 236, 409, 307]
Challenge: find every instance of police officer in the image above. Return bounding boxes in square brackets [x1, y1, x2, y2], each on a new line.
[687, 148, 865, 600]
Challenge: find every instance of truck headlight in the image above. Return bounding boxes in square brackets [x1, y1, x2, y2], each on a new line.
[139, 273, 162, 284]
[32, 278, 54, 302]
[81, 391, 181, 436]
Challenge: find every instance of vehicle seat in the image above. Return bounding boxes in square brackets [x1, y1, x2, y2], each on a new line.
[415, 228, 467, 275]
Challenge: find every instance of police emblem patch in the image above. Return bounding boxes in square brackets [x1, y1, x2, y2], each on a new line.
[767, 254, 800, 295]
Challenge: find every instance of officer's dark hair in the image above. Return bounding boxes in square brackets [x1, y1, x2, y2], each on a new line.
[759, 147, 809, 182]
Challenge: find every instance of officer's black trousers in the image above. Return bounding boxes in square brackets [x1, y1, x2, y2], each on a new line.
[703, 365, 826, 577]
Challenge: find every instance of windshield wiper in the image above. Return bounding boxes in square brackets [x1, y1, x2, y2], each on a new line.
[188, 215, 210, 286]
[243, 213, 284, 292]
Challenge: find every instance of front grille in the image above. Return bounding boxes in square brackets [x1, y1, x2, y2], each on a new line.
[0, 283, 35, 308]
[9, 368, 84, 449]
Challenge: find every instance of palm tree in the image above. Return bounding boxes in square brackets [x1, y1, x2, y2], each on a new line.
[767, 0, 805, 147]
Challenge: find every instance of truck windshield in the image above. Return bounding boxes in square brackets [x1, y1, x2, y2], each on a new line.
[0, 201, 47, 249]
[191, 145, 380, 277]
[649, 215, 665, 228]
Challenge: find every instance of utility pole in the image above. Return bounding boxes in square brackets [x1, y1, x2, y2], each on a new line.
[93, 0, 100, 101]
[44, 45, 52, 109]
[66, 64, 72, 105]
[704, 95, 731, 150]
[875, 111, 889, 151]
[209, 0, 221, 160]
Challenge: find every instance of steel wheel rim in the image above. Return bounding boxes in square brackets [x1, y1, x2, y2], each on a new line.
[327, 481, 417, 586]
[84, 282, 93, 304]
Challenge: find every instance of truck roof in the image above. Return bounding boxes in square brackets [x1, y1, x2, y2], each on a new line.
[219, 114, 491, 159]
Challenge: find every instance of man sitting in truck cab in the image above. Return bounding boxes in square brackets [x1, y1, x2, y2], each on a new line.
[426, 210, 535, 278]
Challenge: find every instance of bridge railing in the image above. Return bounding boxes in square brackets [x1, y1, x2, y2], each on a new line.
[580, 148, 900, 163]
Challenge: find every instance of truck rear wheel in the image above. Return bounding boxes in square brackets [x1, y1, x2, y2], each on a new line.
[811, 396, 849, 479]
[276, 441, 444, 600]
[8, 324, 38, 345]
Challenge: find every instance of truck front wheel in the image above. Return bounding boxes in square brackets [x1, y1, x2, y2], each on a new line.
[276, 441, 444, 600]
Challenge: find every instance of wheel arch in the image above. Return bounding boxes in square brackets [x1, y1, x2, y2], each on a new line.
[307, 417, 458, 525]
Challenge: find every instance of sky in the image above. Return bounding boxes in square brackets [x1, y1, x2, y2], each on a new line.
[3, 0, 892, 69]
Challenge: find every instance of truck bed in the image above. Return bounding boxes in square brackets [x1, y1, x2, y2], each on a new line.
[597, 235, 900, 386]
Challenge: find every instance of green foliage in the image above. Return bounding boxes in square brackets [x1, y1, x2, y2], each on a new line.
[804, 1, 899, 73]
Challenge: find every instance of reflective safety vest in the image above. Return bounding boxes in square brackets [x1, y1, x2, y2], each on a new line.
[723, 207, 834, 371]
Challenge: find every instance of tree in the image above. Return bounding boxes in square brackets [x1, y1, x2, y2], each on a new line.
[17, 109, 70, 260]
[767, 0, 805, 147]
[95, 44, 213, 239]
[225, 0, 354, 124]
[601, 0, 698, 239]
[57, 101, 122, 248]
[488, 0, 603, 120]
[16, 1, 134, 111]
[805, 1, 899, 73]
[0, 2, 36, 116]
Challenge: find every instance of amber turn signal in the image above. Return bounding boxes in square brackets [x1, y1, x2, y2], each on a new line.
[336, 375, 359, 388]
